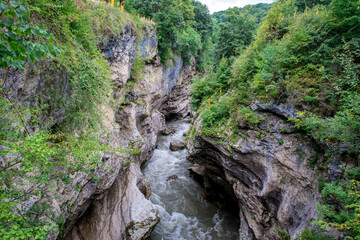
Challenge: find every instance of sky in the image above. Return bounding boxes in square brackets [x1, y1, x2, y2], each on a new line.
[197, 0, 276, 13]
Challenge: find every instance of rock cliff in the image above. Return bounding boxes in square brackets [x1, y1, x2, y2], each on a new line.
[66, 24, 195, 240]
[187, 103, 320, 240]
[1, 21, 195, 239]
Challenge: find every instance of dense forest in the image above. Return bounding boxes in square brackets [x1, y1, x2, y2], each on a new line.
[192, 0, 360, 239]
[1, 0, 360, 239]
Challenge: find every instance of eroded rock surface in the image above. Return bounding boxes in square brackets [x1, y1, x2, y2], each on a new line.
[66, 164, 159, 240]
[64, 24, 196, 240]
[188, 110, 319, 240]
[2, 21, 196, 240]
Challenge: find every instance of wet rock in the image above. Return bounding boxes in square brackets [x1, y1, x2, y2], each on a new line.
[162, 127, 175, 136]
[189, 164, 206, 176]
[137, 176, 152, 199]
[170, 140, 186, 151]
[166, 175, 178, 181]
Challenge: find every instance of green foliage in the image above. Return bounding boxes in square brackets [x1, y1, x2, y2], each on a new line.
[250, 3, 273, 23]
[293, 110, 360, 155]
[196, 36, 214, 71]
[192, 0, 213, 40]
[235, 106, 264, 125]
[0, 0, 60, 70]
[191, 57, 230, 109]
[0, 0, 144, 238]
[296, 226, 335, 240]
[201, 98, 230, 129]
[128, 0, 212, 63]
[318, 176, 326, 192]
[275, 227, 291, 240]
[212, 3, 272, 25]
[177, 27, 202, 63]
[215, 7, 257, 63]
[230, 0, 360, 157]
[327, 0, 360, 42]
[256, 0, 296, 48]
[316, 176, 360, 239]
[130, 52, 146, 81]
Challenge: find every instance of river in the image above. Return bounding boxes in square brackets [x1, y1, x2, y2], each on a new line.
[142, 119, 239, 240]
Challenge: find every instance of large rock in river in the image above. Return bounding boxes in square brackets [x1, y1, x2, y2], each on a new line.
[170, 140, 186, 151]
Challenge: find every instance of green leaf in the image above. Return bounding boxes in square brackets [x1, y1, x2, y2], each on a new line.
[9, 0, 20, 8]
[34, 51, 42, 61]
[31, 27, 41, 36]
[0, 2, 9, 13]
[15, 5, 29, 15]
[2, 19, 14, 27]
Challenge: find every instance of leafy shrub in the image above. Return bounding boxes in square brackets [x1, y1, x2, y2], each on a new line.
[130, 52, 146, 81]
[296, 226, 335, 240]
[215, 6, 257, 63]
[275, 227, 291, 240]
[316, 178, 360, 239]
[177, 27, 202, 63]
[0, 0, 144, 238]
[0, 0, 60, 70]
[201, 99, 230, 129]
[235, 106, 264, 125]
[191, 57, 231, 109]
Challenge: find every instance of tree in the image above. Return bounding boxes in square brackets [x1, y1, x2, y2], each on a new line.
[215, 7, 256, 63]
[191, 0, 213, 40]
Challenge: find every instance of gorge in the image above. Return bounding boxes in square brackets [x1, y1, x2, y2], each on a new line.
[1, 0, 359, 240]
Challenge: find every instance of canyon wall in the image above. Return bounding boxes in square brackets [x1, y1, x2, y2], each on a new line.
[1, 22, 195, 240]
[187, 103, 321, 240]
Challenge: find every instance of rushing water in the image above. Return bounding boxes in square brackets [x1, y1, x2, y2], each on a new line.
[142, 120, 239, 240]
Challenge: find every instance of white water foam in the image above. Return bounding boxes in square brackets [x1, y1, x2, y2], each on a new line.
[142, 120, 239, 240]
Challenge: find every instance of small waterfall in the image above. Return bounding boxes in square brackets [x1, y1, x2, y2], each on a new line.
[142, 120, 239, 240]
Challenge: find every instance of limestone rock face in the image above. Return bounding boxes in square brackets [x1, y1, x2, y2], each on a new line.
[2, 22, 196, 240]
[66, 164, 159, 240]
[161, 58, 196, 118]
[188, 111, 319, 240]
[64, 25, 196, 240]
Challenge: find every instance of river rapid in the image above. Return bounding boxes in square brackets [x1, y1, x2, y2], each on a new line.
[142, 120, 239, 240]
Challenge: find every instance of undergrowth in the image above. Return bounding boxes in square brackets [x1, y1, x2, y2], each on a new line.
[0, 0, 145, 238]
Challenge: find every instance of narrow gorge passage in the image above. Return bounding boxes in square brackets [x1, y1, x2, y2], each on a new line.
[142, 120, 239, 240]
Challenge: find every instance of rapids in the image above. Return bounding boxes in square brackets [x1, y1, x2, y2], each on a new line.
[142, 120, 239, 240]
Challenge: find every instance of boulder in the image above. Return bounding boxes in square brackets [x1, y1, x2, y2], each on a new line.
[166, 175, 178, 181]
[162, 127, 175, 136]
[170, 140, 186, 151]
